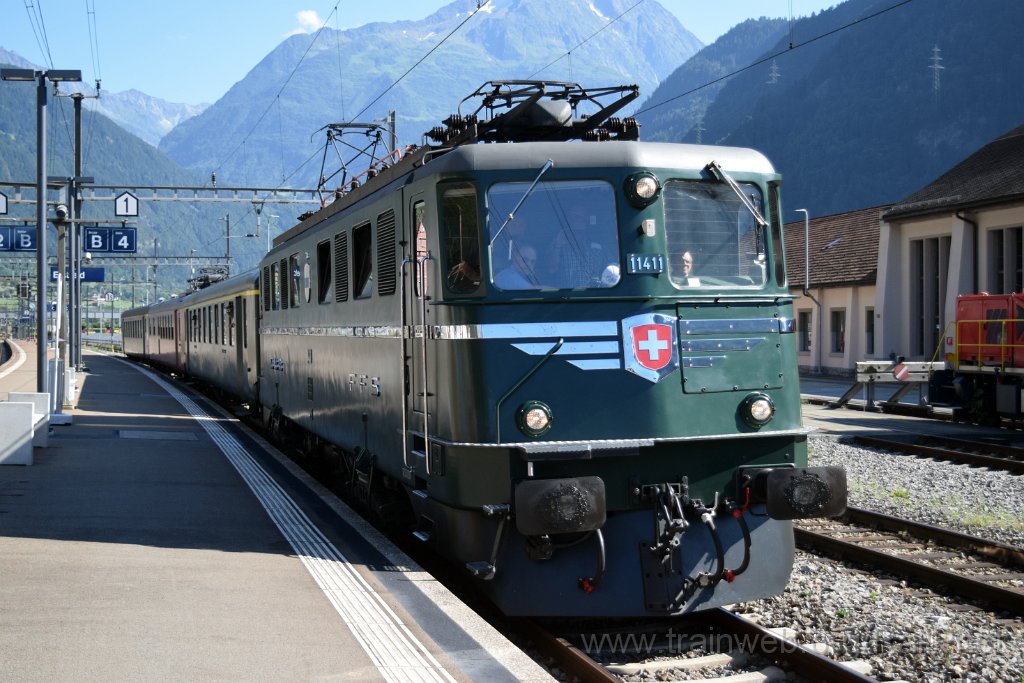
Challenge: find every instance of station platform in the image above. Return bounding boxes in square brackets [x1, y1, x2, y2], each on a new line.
[0, 339, 550, 682]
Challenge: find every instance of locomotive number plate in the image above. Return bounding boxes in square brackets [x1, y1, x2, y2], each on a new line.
[626, 253, 665, 274]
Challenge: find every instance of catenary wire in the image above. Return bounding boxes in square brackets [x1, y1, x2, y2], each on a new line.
[22, 0, 54, 69]
[254, 1, 491, 201]
[527, 0, 645, 81]
[85, 0, 102, 82]
[342, 1, 492, 125]
[636, 0, 917, 117]
[212, 2, 343, 176]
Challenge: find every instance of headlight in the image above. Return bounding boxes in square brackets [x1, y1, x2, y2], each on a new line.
[624, 172, 660, 208]
[517, 400, 553, 437]
[740, 393, 774, 428]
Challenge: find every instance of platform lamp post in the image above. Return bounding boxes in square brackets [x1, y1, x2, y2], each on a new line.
[2, 68, 82, 395]
[794, 208, 821, 375]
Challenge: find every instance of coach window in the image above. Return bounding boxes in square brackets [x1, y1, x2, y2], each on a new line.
[316, 239, 331, 304]
[226, 301, 235, 347]
[664, 179, 767, 288]
[289, 253, 301, 308]
[442, 183, 481, 294]
[352, 222, 373, 299]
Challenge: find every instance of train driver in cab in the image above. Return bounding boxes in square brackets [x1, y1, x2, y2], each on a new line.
[681, 250, 700, 286]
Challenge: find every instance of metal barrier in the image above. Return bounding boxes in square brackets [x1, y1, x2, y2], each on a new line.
[830, 360, 946, 410]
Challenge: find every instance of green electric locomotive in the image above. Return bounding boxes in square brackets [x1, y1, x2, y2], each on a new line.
[257, 81, 846, 616]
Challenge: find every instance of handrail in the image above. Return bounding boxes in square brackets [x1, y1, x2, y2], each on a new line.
[952, 317, 1024, 371]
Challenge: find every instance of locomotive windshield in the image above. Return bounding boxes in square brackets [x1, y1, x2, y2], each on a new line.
[487, 180, 620, 290]
[664, 180, 767, 289]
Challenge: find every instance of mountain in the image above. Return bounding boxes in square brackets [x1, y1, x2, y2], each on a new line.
[637, 18, 789, 144]
[88, 89, 208, 147]
[637, 0, 1024, 217]
[0, 48, 33, 69]
[0, 62, 267, 296]
[159, 0, 701, 188]
[0, 49, 208, 147]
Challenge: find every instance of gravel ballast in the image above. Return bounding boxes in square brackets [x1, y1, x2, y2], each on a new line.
[737, 435, 1024, 682]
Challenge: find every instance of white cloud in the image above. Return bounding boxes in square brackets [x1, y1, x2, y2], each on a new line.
[283, 10, 325, 37]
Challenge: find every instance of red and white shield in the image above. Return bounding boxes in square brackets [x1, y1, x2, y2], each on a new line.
[623, 313, 678, 383]
[632, 324, 673, 370]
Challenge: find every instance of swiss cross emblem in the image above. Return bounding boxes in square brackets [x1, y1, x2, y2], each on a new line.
[623, 313, 678, 383]
[633, 324, 672, 370]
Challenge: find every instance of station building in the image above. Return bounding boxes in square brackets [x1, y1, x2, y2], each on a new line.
[786, 122, 1024, 375]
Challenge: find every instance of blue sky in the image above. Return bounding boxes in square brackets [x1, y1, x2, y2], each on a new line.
[3, 0, 839, 104]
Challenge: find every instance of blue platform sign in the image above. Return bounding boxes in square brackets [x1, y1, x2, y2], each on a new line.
[51, 267, 105, 282]
[0, 226, 38, 251]
[82, 226, 137, 253]
[111, 227, 137, 253]
[7, 226, 38, 252]
[83, 227, 110, 252]
[81, 267, 106, 282]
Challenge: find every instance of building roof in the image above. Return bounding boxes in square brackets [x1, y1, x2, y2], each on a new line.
[884, 123, 1024, 220]
[783, 205, 886, 289]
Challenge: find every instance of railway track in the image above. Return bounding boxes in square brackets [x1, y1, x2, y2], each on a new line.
[519, 609, 878, 682]
[796, 506, 1024, 616]
[852, 433, 1024, 474]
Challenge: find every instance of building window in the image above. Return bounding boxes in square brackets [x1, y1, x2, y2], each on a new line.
[989, 227, 1023, 294]
[830, 309, 846, 354]
[910, 236, 949, 356]
[865, 308, 875, 356]
[798, 310, 812, 352]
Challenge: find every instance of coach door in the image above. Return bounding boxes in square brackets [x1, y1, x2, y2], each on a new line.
[406, 195, 437, 475]
[174, 308, 185, 370]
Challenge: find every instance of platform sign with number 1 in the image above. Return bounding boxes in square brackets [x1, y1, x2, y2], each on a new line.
[114, 191, 138, 217]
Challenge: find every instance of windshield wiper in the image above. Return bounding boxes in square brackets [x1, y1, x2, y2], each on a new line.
[705, 160, 767, 228]
[490, 158, 555, 246]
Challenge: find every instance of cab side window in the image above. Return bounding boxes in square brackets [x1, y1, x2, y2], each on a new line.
[442, 183, 481, 294]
